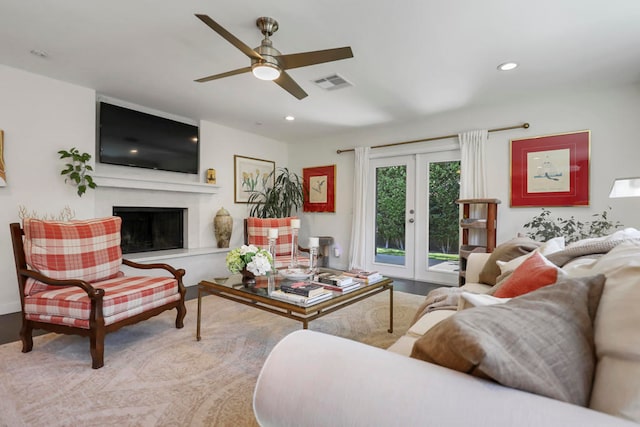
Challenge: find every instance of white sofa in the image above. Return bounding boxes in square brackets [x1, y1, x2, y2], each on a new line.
[253, 235, 640, 426]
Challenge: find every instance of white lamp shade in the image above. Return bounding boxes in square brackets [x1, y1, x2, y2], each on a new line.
[609, 177, 640, 198]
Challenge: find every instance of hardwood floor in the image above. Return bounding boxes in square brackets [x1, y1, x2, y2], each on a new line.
[0, 278, 440, 346]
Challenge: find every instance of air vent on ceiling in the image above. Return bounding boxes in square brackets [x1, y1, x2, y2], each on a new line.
[313, 74, 353, 91]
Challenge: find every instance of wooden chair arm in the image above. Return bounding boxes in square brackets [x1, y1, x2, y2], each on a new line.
[18, 268, 103, 298]
[122, 259, 186, 281]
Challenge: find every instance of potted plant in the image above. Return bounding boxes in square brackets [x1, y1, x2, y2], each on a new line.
[58, 147, 97, 197]
[523, 207, 622, 244]
[247, 167, 304, 218]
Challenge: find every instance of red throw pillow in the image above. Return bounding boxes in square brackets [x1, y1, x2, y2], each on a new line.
[493, 252, 561, 298]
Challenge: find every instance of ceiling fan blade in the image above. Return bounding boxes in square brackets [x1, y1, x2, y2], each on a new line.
[195, 14, 262, 61]
[275, 71, 308, 100]
[195, 66, 252, 83]
[277, 47, 353, 70]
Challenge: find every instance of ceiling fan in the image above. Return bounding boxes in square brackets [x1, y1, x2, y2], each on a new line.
[194, 14, 354, 100]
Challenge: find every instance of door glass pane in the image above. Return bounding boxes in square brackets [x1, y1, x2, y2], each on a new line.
[428, 161, 460, 272]
[375, 165, 406, 266]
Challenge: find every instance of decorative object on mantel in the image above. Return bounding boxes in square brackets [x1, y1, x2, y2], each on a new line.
[248, 167, 303, 218]
[510, 130, 590, 207]
[303, 165, 336, 212]
[206, 168, 216, 184]
[58, 147, 97, 197]
[226, 244, 273, 285]
[214, 207, 233, 248]
[0, 129, 6, 187]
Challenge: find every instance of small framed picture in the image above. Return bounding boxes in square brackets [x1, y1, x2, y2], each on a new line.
[510, 130, 590, 207]
[234, 155, 275, 203]
[303, 164, 336, 212]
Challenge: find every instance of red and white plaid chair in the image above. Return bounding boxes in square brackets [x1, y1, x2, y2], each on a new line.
[9, 217, 186, 369]
[244, 217, 312, 269]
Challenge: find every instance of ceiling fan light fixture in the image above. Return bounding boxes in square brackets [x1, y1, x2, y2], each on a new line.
[252, 63, 281, 81]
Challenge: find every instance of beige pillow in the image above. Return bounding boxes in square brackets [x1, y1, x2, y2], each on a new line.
[478, 237, 541, 285]
[586, 241, 640, 422]
[410, 274, 606, 406]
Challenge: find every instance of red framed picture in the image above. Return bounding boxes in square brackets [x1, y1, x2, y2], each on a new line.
[303, 165, 336, 212]
[510, 130, 590, 207]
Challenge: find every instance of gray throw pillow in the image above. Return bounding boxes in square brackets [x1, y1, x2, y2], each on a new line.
[478, 237, 541, 285]
[410, 274, 606, 406]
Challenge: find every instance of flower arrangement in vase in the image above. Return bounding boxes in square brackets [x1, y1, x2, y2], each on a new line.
[225, 244, 274, 284]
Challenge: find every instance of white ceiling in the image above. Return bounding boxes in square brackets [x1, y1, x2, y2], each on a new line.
[1, 0, 639, 143]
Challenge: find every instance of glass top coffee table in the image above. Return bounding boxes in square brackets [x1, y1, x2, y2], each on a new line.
[196, 270, 393, 341]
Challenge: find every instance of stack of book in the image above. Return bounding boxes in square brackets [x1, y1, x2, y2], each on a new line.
[271, 281, 333, 306]
[313, 272, 361, 294]
[343, 269, 384, 284]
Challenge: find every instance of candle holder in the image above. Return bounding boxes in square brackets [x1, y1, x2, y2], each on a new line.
[309, 246, 319, 274]
[268, 235, 277, 272]
[289, 227, 299, 268]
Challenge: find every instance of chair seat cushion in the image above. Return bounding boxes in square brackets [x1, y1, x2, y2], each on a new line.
[24, 276, 180, 329]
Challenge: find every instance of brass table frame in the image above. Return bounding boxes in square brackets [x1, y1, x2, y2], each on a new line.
[196, 277, 393, 341]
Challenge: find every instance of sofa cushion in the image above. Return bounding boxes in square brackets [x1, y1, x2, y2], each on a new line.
[492, 252, 564, 298]
[496, 236, 565, 275]
[410, 274, 606, 406]
[23, 275, 180, 329]
[23, 217, 123, 295]
[585, 241, 640, 422]
[478, 236, 541, 285]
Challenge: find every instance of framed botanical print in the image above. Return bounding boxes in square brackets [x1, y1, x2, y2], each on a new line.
[303, 164, 336, 212]
[510, 130, 590, 207]
[234, 155, 275, 203]
[0, 130, 6, 187]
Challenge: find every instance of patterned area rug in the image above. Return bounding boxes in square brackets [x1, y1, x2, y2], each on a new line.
[0, 290, 423, 426]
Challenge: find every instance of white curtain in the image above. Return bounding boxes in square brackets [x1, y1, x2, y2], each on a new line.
[348, 146, 370, 270]
[458, 130, 489, 245]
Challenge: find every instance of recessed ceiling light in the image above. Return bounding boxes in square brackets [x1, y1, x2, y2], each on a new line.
[284, 115, 295, 121]
[497, 62, 518, 71]
[29, 49, 48, 58]
[130, 149, 138, 154]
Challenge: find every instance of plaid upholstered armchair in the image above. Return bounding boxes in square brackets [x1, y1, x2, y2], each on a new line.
[9, 217, 186, 369]
[244, 217, 313, 269]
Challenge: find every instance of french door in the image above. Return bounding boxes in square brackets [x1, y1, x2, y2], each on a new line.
[366, 151, 460, 285]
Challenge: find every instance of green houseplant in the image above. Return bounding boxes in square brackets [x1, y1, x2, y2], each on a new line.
[523, 207, 622, 244]
[58, 147, 97, 197]
[247, 167, 304, 218]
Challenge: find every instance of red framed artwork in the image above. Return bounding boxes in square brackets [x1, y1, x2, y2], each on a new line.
[303, 165, 336, 212]
[510, 130, 590, 207]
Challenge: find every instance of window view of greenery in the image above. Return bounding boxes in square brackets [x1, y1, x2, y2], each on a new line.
[374, 161, 460, 268]
[375, 165, 407, 265]
[428, 161, 460, 268]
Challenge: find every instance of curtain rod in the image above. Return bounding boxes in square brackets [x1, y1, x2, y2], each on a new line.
[336, 122, 530, 154]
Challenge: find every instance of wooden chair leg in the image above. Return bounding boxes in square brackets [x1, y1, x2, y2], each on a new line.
[20, 319, 33, 353]
[90, 326, 105, 369]
[175, 301, 186, 329]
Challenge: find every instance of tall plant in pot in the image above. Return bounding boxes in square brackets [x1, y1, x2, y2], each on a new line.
[248, 167, 303, 218]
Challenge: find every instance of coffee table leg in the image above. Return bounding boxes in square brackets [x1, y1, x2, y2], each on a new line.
[196, 287, 202, 341]
[388, 285, 394, 333]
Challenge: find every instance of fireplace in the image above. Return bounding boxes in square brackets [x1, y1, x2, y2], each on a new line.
[113, 206, 186, 254]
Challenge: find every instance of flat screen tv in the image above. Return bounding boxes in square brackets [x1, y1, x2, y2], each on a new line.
[98, 101, 199, 174]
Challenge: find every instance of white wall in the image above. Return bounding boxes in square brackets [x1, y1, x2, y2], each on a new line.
[0, 65, 287, 314]
[290, 83, 640, 270]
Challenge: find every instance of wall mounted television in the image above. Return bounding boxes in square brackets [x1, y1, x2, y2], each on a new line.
[98, 101, 199, 174]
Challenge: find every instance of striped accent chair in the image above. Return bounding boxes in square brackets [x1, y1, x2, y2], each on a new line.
[244, 217, 311, 269]
[9, 217, 187, 369]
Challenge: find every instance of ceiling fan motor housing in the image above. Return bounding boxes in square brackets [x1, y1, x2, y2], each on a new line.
[252, 40, 282, 71]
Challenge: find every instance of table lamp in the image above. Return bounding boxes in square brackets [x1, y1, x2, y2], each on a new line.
[609, 177, 640, 198]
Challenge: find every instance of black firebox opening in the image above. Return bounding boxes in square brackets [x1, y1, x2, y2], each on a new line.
[113, 206, 185, 254]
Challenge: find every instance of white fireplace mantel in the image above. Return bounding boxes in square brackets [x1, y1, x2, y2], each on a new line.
[94, 174, 219, 194]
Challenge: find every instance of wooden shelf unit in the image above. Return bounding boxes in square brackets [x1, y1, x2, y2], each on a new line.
[456, 198, 501, 286]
